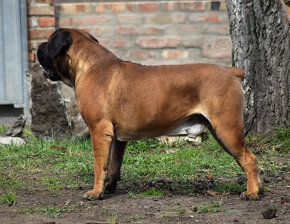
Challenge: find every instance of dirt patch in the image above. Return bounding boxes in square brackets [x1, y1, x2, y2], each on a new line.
[0, 178, 289, 224]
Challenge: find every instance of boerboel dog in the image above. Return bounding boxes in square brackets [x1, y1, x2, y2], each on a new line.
[37, 28, 262, 200]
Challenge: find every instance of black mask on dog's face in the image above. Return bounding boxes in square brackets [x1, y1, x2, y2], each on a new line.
[37, 29, 72, 82]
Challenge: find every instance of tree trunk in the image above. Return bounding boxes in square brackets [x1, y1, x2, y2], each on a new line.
[225, 0, 289, 134]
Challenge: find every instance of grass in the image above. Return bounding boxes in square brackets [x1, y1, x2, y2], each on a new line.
[19, 206, 74, 218]
[194, 199, 226, 213]
[128, 187, 166, 198]
[0, 190, 18, 206]
[0, 125, 8, 135]
[0, 127, 289, 217]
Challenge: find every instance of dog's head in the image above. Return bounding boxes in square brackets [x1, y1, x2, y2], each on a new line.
[37, 28, 99, 87]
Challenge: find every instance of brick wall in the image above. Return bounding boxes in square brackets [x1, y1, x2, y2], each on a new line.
[27, 0, 55, 63]
[27, 0, 232, 66]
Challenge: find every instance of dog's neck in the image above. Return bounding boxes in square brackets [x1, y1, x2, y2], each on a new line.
[68, 43, 121, 87]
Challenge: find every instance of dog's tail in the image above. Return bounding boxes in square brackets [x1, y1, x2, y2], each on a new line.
[226, 67, 245, 81]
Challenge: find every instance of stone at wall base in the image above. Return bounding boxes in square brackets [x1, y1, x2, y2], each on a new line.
[0, 136, 25, 146]
[27, 64, 72, 139]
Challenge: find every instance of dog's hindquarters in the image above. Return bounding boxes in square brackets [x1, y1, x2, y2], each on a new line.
[204, 77, 261, 199]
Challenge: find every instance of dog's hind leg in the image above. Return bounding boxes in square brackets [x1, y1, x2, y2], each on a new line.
[105, 139, 127, 194]
[208, 116, 262, 200]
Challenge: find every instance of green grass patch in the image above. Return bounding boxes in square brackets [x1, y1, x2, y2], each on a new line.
[0, 127, 289, 202]
[194, 200, 226, 213]
[0, 125, 9, 135]
[122, 136, 243, 183]
[40, 177, 63, 191]
[128, 187, 166, 198]
[19, 205, 74, 218]
[0, 190, 18, 205]
[212, 182, 245, 194]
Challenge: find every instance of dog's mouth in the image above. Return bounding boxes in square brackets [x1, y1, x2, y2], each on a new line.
[43, 68, 52, 79]
[41, 66, 59, 81]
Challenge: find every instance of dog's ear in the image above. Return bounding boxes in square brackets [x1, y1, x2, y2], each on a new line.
[89, 34, 99, 43]
[48, 30, 72, 58]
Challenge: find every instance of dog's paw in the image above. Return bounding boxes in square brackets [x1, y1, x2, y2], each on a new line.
[83, 189, 103, 201]
[240, 191, 260, 201]
[104, 181, 117, 194]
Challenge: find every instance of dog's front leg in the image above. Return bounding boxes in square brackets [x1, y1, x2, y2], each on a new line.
[105, 139, 127, 194]
[83, 120, 114, 200]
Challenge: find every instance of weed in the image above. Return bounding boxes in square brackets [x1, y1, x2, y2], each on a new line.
[19, 205, 74, 218]
[107, 214, 118, 224]
[40, 177, 63, 191]
[101, 209, 110, 215]
[0, 125, 9, 135]
[194, 200, 226, 213]
[0, 191, 18, 205]
[212, 182, 245, 194]
[128, 187, 166, 198]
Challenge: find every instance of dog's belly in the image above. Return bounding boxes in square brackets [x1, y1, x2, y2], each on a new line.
[115, 114, 209, 141]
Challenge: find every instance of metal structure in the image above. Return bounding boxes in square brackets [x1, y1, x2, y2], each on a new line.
[0, 0, 28, 111]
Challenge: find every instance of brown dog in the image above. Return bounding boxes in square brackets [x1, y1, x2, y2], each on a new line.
[37, 28, 262, 200]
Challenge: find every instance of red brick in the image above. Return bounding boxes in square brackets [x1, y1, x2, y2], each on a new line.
[166, 25, 202, 36]
[95, 4, 104, 13]
[202, 37, 232, 59]
[27, 18, 31, 28]
[204, 25, 229, 35]
[118, 26, 138, 35]
[146, 13, 186, 24]
[126, 3, 137, 12]
[182, 2, 206, 11]
[118, 14, 142, 24]
[109, 40, 127, 48]
[165, 2, 180, 11]
[29, 28, 55, 39]
[95, 3, 112, 13]
[28, 53, 35, 62]
[37, 17, 55, 27]
[118, 26, 159, 36]
[129, 50, 154, 60]
[165, 2, 206, 11]
[162, 50, 188, 59]
[75, 15, 110, 26]
[57, 17, 73, 27]
[112, 3, 126, 13]
[90, 27, 114, 37]
[28, 6, 54, 16]
[139, 37, 180, 49]
[59, 4, 92, 15]
[28, 42, 33, 51]
[139, 27, 159, 35]
[36, 0, 54, 4]
[204, 14, 220, 22]
[139, 2, 160, 12]
[77, 5, 85, 12]
[189, 14, 220, 23]
[182, 37, 203, 48]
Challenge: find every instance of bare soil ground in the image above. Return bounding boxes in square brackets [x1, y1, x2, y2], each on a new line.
[0, 178, 289, 224]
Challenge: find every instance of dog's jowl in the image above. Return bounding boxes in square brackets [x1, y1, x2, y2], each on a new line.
[37, 28, 263, 201]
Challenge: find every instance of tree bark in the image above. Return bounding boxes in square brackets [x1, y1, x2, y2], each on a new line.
[225, 0, 289, 134]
